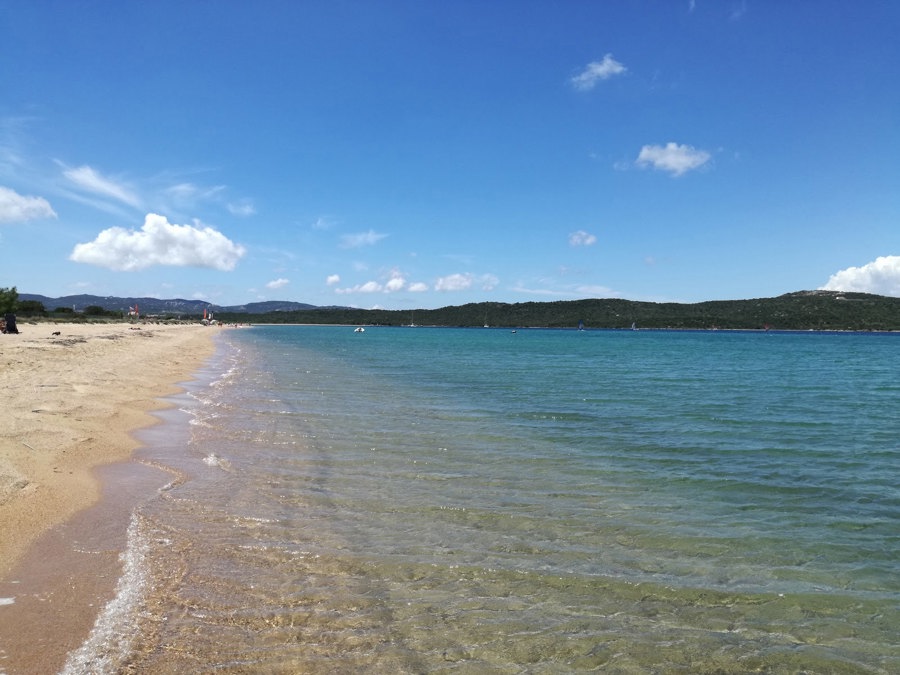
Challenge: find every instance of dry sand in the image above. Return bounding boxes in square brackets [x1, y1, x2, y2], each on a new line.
[0, 321, 216, 577]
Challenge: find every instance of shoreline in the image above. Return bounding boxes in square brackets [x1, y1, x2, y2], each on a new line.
[0, 322, 216, 673]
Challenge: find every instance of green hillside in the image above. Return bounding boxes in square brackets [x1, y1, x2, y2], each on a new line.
[215, 291, 900, 331]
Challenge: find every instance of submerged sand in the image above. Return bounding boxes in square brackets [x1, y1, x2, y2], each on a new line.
[0, 321, 216, 577]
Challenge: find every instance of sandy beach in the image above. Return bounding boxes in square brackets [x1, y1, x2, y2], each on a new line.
[0, 321, 216, 576]
[0, 321, 216, 672]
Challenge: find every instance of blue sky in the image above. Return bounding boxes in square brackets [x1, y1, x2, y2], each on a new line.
[1, 1, 898, 309]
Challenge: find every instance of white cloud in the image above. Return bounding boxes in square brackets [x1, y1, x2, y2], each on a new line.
[436, 273, 473, 292]
[312, 216, 335, 230]
[576, 284, 619, 297]
[0, 186, 56, 223]
[359, 280, 382, 293]
[326, 274, 341, 286]
[62, 164, 141, 207]
[335, 280, 382, 295]
[820, 256, 900, 297]
[333, 269, 427, 295]
[571, 54, 627, 91]
[227, 199, 256, 216]
[385, 270, 406, 292]
[266, 278, 289, 289]
[635, 142, 711, 176]
[165, 182, 225, 203]
[569, 230, 597, 246]
[435, 273, 498, 292]
[70, 213, 246, 271]
[328, 269, 428, 295]
[730, 0, 747, 21]
[340, 229, 388, 248]
[480, 274, 499, 290]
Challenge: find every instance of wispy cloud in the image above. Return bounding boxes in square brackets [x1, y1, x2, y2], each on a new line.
[165, 182, 226, 204]
[326, 274, 341, 286]
[435, 272, 499, 292]
[820, 256, 900, 297]
[70, 213, 245, 271]
[569, 230, 597, 246]
[312, 216, 336, 230]
[0, 185, 56, 223]
[635, 142, 711, 176]
[729, 0, 747, 21]
[227, 199, 256, 216]
[61, 164, 142, 208]
[266, 277, 289, 289]
[571, 54, 627, 91]
[511, 283, 621, 298]
[340, 229, 388, 248]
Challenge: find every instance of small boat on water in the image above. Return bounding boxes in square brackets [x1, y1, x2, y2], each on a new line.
[354, 326, 365, 333]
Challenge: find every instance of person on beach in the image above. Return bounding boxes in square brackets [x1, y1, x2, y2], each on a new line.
[1, 313, 17, 334]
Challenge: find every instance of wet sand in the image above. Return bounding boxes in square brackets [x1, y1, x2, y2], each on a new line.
[0, 321, 216, 673]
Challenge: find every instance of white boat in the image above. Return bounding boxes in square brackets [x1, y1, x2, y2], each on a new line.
[354, 327, 365, 333]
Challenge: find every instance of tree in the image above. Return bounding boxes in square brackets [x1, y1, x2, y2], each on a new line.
[83, 305, 108, 316]
[0, 286, 18, 315]
[17, 300, 46, 316]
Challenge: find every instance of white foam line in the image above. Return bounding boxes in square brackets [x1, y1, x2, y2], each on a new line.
[0, 597, 14, 606]
[60, 513, 151, 675]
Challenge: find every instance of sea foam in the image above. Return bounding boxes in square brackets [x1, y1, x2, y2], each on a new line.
[60, 514, 151, 675]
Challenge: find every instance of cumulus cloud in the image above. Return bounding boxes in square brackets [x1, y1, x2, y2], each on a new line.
[340, 229, 388, 248]
[326, 274, 341, 286]
[569, 230, 597, 246]
[385, 270, 406, 292]
[435, 273, 499, 292]
[63, 164, 141, 207]
[70, 213, 246, 271]
[820, 256, 900, 297]
[571, 54, 627, 90]
[333, 269, 429, 295]
[635, 142, 711, 176]
[0, 186, 56, 223]
[435, 273, 472, 292]
[266, 278, 289, 289]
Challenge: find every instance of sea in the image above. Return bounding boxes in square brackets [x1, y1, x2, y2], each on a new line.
[61, 325, 898, 674]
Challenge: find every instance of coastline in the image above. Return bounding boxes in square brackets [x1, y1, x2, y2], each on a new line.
[0, 322, 216, 672]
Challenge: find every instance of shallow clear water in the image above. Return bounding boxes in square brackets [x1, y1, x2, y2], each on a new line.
[65, 327, 899, 673]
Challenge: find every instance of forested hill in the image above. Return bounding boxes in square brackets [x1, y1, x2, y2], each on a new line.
[215, 291, 900, 331]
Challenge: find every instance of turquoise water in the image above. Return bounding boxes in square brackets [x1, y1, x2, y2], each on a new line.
[65, 326, 898, 673]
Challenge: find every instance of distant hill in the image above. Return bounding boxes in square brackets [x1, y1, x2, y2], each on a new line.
[19, 294, 318, 315]
[210, 290, 900, 331]
[15, 290, 900, 330]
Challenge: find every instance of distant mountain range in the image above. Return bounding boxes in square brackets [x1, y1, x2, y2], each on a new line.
[19, 293, 319, 315]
